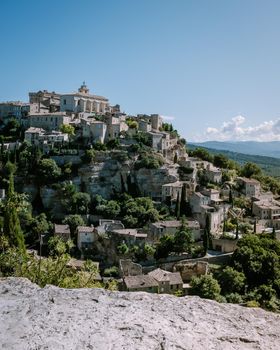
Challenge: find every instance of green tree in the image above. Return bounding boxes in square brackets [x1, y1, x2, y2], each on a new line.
[60, 124, 75, 136]
[173, 222, 194, 253]
[63, 214, 85, 237]
[37, 158, 61, 184]
[240, 162, 262, 178]
[202, 228, 209, 254]
[213, 154, 229, 169]
[3, 174, 25, 252]
[154, 234, 174, 259]
[218, 266, 246, 294]
[71, 192, 91, 214]
[190, 274, 221, 301]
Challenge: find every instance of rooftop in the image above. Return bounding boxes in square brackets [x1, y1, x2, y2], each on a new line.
[124, 275, 158, 289]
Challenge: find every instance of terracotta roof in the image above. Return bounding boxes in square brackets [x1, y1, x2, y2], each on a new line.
[54, 224, 70, 234]
[124, 275, 158, 289]
[77, 226, 94, 233]
[148, 268, 183, 285]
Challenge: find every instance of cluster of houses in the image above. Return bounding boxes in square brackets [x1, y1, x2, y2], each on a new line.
[2, 83, 280, 295]
[0, 83, 179, 156]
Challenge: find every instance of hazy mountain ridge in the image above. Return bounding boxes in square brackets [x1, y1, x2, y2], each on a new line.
[191, 141, 280, 159]
[188, 143, 280, 178]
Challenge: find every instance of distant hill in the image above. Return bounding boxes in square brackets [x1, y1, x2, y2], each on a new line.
[190, 141, 280, 159]
[187, 143, 280, 178]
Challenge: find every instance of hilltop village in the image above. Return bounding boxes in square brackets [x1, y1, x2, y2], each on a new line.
[1, 84, 280, 306]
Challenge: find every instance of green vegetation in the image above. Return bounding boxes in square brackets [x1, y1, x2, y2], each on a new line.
[192, 234, 280, 311]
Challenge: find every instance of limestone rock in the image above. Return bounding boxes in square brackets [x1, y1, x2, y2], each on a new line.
[0, 277, 279, 350]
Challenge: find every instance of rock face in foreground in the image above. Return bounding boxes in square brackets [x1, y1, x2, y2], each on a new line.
[0, 278, 279, 350]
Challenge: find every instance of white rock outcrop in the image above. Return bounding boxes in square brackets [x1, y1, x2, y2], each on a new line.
[0, 278, 279, 350]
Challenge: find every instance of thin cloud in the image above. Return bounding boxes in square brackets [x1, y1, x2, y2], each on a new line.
[194, 115, 280, 141]
[162, 115, 175, 121]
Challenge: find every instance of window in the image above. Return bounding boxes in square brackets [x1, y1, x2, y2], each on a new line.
[78, 100, 81, 106]
[63, 99, 66, 105]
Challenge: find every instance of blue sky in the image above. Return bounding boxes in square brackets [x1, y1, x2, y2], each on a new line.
[1, 0, 280, 141]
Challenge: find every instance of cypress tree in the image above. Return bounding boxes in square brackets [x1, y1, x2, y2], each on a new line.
[3, 174, 25, 252]
[175, 191, 180, 219]
[179, 183, 187, 217]
[202, 228, 209, 255]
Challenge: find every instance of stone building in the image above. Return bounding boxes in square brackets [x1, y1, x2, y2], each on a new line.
[29, 112, 70, 131]
[0, 101, 30, 124]
[60, 83, 110, 114]
[24, 127, 68, 146]
[77, 226, 96, 251]
[80, 118, 107, 144]
[123, 268, 183, 294]
[29, 90, 61, 113]
[54, 224, 71, 241]
[236, 177, 261, 198]
[149, 219, 201, 241]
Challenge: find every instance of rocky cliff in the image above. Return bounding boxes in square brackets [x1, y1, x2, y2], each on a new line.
[0, 278, 279, 350]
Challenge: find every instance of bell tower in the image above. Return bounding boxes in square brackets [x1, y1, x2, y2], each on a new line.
[78, 81, 89, 94]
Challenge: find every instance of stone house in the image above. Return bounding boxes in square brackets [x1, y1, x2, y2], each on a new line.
[54, 224, 71, 241]
[123, 268, 183, 294]
[96, 219, 124, 235]
[137, 114, 163, 131]
[236, 177, 261, 198]
[24, 127, 45, 144]
[138, 119, 152, 132]
[149, 219, 201, 241]
[29, 90, 61, 113]
[109, 228, 147, 244]
[212, 238, 238, 253]
[80, 118, 107, 144]
[148, 268, 183, 294]
[252, 201, 280, 221]
[24, 127, 69, 146]
[105, 114, 128, 140]
[190, 192, 211, 213]
[123, 275, 159, 293]
[29, 112, 70, 131]
[204, 164, 222, 184]
[161, 181, 184, 202]
[0, 101, 30, 124]
[77, 226, 97, 250]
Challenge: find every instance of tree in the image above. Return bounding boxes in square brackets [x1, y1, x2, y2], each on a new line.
[218, 266, 246, 294]
[202, 228, 209, 254]
[0, 237, 102, 288]
[213, 154, 229, 169]
[240, 162, 262, 178]
[175, 192, 180, 219]
[60, 124, 75, 136]
[63, 214, 85, 237]
[190, 274, 221, 301]
[25, 213, 51, 245]
[179, 183, 188, 217]
[96, 200, 121, 218]
[37, 159, 61, 183]
[3, 174, 25, 252]
[154, 235, 174, 259]
[71, 192, 91, 214]
[173, 222, 194, 253]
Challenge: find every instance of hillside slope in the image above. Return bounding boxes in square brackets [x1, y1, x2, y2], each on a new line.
[0, 278, 279, 350]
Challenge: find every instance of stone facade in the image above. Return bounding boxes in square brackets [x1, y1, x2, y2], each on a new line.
[29, 112, 70, 131]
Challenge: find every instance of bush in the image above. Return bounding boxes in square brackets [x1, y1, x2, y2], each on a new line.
[190, 274, 221, 301]
[225, 293, 243, 304]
